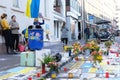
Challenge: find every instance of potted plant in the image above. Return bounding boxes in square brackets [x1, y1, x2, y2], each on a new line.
[42, 55, 54, 64]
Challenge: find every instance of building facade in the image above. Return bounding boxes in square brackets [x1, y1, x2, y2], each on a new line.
[115, 0, 120, 29]
[0, 0, 117, 43]
[0, 0, 66, 43]
[0, 0, 34, 43]
[80, 0, 117, 38]
[66, 0, 81, 41]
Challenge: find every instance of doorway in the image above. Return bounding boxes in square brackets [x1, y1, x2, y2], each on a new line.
[78, 22, 81, 40]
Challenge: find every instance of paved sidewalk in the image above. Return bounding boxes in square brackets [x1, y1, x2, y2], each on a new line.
[0, 39, 85, 71]
[43, 38, 85, 52]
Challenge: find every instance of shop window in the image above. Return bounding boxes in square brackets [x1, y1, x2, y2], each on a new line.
[13, 0, 19, 8]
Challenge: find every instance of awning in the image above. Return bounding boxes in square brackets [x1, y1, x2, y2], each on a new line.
[96, 20, 111, 24]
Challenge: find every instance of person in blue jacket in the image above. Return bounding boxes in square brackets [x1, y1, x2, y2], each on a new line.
[84, 26, 90, 41]
[33, 17, 44, 29]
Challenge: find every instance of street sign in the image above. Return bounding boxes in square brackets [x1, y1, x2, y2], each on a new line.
[89, 15, 94, 24]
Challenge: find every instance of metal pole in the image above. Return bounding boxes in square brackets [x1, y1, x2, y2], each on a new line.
[81, 0, 86, 39]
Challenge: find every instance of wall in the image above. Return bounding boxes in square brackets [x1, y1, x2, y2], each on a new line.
[85, 0, 116, 22]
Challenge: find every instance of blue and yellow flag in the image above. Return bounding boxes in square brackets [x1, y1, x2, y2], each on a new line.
[26, 0, 40, 18]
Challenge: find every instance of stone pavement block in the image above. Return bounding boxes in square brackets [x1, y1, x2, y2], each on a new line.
[57, 73, 80, 79]
[70, 61, 84, 70]
[80, 73, 96, 80]
[0, 71, 10, 76]
[8, 74, 29, 80]
[0, 73, 16, 80]
[89, 67, 98, 73]
[6, 67, 25, 73]
[90, 78, 107, 80]
[81, 63, 93, 68]
[96, 69, 104, 74]
[82, 68, 90, 73]
[18, 67, 36, 74]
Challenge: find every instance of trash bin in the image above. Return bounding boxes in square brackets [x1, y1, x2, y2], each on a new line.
[28, 29, 43, 50]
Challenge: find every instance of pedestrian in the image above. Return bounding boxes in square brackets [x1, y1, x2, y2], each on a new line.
[84, 26, 90, 41]
[0, 13, 13, 54]
[78, 31, 81, 40]
[61, 22, 69, 45]
[33, 18, 44, 25]
[9, 15, 19, 52]
[22, 25, 33, 45]
[33, 17, 44, 29]
[46, 30, 50, 40]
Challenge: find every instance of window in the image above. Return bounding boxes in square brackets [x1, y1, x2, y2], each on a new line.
[54, 0, 62, 13]
[66, 0, 70, 6]
[54, 0, 61, 7]
[13, 0, 19, 8]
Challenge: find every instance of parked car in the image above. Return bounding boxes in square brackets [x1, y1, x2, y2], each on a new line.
[99, 31, 113, 41]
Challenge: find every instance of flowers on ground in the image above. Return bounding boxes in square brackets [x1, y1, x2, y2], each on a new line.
[91, 50, 103, 63]
[83, 40, 100, 51]
[105, 40, 112, 48]
[47, 61, 59, 72]
[72, 42, 81, 54]
[64, 46, 73, 52]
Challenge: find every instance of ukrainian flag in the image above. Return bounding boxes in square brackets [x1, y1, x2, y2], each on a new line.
[26, 0, 40, 18]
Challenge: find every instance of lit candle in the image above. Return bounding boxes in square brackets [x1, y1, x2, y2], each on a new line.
[36, 73, 40, 77]
[51, 73, 56, 79]
[28, 77, 32, 80]
[68, 73, 73, 78]
[105, 72, 109, 78]
[116, 53, 119, 57]
[64, 67, 67, 72]
[107, 61, 109, 65]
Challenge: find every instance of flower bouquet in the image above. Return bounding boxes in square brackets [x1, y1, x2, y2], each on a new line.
[105, 41, 112, 48]
[83, 40, 100, 52]
[105, 40, 112, 55]
[64, 46, 73, 52]
[72, 42, 81, 54]
[91, 50, 103, 64]
[47, 61, 59, 72]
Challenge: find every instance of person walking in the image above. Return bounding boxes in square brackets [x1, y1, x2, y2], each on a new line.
[9, 15, 19, 52]
[84, 26, 90, 41]
[61, 22, 69, 45]
[0, 13, 13, 54]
